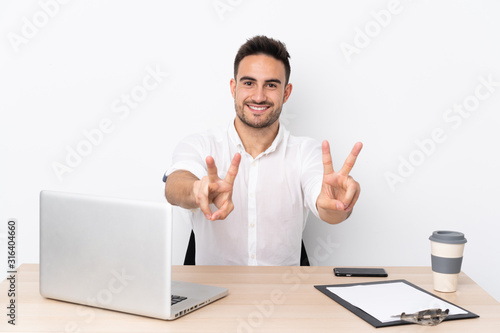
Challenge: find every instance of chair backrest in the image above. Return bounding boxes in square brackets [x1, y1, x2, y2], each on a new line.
[184, 230, 310, 266]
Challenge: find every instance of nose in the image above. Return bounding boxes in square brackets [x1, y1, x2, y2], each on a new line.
[252, 86, 266, 103]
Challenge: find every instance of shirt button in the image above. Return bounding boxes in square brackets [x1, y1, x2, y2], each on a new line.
[250, 223, 255, 228]
[252, 161, 257, 167]
[249, 193, 254, 198]
[251, 254, 255, 259]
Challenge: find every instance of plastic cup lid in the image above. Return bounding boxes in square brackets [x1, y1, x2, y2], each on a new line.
[429, 230, 467, 244]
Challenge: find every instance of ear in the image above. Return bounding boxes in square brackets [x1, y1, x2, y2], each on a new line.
[230, 78, 237, 99]
[283, 83, 293, 103]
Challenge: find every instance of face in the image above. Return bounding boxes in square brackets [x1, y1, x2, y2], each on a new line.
[230, 54, 292, 129]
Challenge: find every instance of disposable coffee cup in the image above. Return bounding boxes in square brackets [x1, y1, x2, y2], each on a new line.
[429, 231, 467, 292]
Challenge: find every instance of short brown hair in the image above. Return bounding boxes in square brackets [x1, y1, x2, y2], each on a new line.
[234, 36, 291, 85]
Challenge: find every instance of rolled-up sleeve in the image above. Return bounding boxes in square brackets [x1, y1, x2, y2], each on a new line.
[300, 138, 323, 219]
[163, 134, 208, 182]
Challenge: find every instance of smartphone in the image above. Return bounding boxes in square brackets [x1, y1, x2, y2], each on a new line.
[333, 267, 388, 277]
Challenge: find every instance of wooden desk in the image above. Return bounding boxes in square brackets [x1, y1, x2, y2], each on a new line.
[1, 264, 500, 332]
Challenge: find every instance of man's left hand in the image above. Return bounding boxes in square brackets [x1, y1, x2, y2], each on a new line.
[316, 140, 363, 224]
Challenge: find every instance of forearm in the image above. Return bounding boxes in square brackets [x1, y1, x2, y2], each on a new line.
[164, 170, 200, 209]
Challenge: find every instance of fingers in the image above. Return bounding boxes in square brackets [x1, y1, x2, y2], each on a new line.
[212, 153, 241, 220]
[224, 153, 241, 185]
[339, 142, 363, 176]
[320, 140, 362, 217]
[200, 153, 240, 221]
[319, 196, 346, 211]
[198, 156, 219, 219]
[348, 186, 361, 211]
[207, 153, 241, 184]
[206, 156, 218, 183]
[322, 140, 335, 175]
[342, 177, 360, 211]
[210, 200, 234, 221]
[323, 140, 363, 176]
[195, 178, 214, 220]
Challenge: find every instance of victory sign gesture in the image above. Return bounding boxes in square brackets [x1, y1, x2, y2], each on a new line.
[194, 153, 241, 221]
[316, 140, 363, 224]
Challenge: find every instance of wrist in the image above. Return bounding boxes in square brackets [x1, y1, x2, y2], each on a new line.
[192, 180, 201, 206]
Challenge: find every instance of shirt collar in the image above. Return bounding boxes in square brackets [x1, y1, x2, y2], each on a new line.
[229, 119, 287, 157]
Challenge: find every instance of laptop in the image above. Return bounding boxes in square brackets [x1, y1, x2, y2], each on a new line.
[39, 190, 228, 320]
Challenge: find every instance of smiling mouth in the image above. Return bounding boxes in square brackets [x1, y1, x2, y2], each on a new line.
[247, 104, 270, 112]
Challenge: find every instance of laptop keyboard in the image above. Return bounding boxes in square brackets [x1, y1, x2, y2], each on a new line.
[171, 295, 187, 305]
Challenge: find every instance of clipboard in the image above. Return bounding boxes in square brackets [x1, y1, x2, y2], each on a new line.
[314, 279, 479, 328]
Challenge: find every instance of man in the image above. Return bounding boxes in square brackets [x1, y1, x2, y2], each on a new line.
[164, 36, 362, 266]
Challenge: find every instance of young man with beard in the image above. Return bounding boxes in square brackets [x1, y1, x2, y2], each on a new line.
[164, 36, 362, 266]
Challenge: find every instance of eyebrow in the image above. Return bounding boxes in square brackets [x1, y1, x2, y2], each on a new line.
[239, 76, 282, 85]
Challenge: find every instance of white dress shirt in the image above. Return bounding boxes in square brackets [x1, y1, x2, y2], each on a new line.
[164, 121, 323, 266]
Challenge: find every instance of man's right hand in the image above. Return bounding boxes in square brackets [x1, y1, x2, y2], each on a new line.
[193, 153, 241, 221]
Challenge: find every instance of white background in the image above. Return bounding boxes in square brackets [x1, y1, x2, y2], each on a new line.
[1, 0, 499, 303]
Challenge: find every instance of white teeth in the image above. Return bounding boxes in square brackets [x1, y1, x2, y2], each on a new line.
[248, 105, 268, 111]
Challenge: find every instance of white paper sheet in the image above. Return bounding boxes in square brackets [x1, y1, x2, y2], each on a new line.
[327, 282, 467, 323]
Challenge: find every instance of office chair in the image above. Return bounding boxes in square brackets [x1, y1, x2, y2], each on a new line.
[183, 230, 310, 266]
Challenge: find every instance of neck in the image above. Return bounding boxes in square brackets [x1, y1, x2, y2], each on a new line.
[234, 118, 279, 158]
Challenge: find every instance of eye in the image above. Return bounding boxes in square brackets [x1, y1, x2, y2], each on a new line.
[267, 83, 277, 88]
[243, 81, 253, 86]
